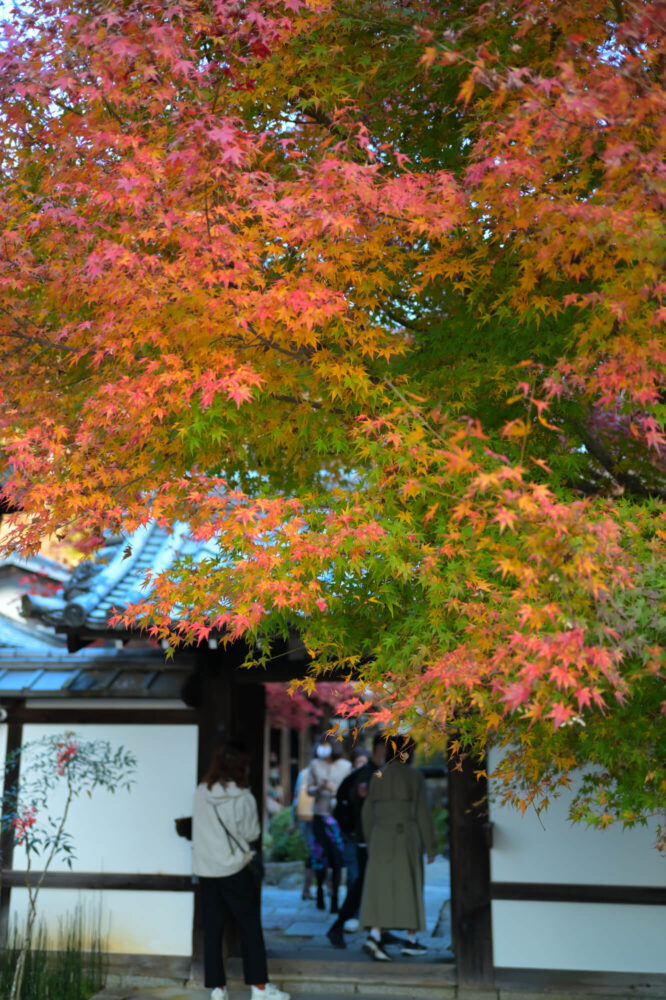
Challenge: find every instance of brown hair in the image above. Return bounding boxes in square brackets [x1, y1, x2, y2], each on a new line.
[204, 742, 251, 790]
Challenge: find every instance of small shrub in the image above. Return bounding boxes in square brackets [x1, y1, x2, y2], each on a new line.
[267, 807, 308, 862]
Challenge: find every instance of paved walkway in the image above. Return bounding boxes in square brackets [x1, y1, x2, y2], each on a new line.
[260, 856, 453, 965]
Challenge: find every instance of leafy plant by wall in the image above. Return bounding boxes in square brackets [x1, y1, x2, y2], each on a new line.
[265, 807, 308, 863]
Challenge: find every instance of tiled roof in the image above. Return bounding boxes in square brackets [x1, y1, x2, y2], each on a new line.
[21, 521, 218, 633]
[0, 644, 189, 699]
[0, 608, 190, 699]
[0, 612, 64, 651]
[0, 553, 72, 583]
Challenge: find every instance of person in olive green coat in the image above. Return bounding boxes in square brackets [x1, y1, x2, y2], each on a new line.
[359, 737, 436, 961]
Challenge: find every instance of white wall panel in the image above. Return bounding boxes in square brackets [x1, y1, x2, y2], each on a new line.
[7, 721, 197, 956]
[488, 748, 666, 887]
[488, 747, 666, 973]
[14, 723, 197, 874]
[492, 900, 666, 973]
[9, 888, 193, 956]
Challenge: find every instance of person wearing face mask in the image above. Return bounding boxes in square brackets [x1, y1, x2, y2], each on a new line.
[306, 736, 351, 913]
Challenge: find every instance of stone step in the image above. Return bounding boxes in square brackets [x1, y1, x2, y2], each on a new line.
[256, 957, 457, 998]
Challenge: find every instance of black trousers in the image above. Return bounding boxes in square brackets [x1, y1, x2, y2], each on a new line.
[331, 844, 367, 929]
[199, 866, 268, 987]
[312, 814, 342, 899]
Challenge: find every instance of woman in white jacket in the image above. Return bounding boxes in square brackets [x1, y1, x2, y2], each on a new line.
[192, 743, 289, 1000]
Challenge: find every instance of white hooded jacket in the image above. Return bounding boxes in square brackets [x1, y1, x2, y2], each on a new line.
[192, 780, 261, 878]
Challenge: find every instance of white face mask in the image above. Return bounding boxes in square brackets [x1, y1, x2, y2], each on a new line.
[316, 744, 332, 759]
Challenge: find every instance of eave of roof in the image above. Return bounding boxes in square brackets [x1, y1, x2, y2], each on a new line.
[0, 645, 190, 699]
[21, 521, 219, 634]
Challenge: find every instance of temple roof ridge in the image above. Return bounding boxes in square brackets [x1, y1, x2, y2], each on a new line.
[21, 520, 218, 634]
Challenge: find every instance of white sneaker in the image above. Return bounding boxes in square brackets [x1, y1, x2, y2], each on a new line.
[210, 989, 228, 1000]
[343, 918, 360, 932]
[250, 986, 290, 1000]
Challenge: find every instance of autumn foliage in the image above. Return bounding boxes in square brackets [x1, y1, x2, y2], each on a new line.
[265, 681, 354, 730]
[0, 0, 664, 840]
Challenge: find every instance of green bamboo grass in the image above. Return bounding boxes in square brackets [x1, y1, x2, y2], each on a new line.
[0, 909, 106, 1000]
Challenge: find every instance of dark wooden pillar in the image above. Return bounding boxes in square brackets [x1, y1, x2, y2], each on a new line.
[297, 728, 310, 771]
[279, 726, 290, 806]
[191, 642, 239, 981]
[448, 753, 493, 986]
[231, 680, 266, 830]
[0, 706, 23, 947]
[195, 644, 240, 781]
[190, 645, 267, 981]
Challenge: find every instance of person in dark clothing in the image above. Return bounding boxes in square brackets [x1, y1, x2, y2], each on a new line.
[340, 746, 369, 889]
[326, 733, 386, 949]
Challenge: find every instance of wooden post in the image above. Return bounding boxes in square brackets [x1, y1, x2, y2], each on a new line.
[448, 752, 493, 986]
[262, 716, 271, 828]
[297, 728, 309, 772]
[0, 708, 23, 947]
[279, 725, 291, 807]
[231, 681, 266, 834]
[191, 643, 237, 982]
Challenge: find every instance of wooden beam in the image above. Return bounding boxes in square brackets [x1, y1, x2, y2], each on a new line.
[3, 706, 197, 725]
[1, 871, 192, 891]
[448, 753, 493, 986]
[232, 659, 354, 684]
[494, 968, 666, 991]
[491, 882, 666, 905]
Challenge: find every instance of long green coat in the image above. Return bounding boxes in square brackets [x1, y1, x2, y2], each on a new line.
[359, 761, 437, 931]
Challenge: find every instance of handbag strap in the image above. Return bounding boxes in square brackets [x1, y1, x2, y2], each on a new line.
[213, 805, 248, 856]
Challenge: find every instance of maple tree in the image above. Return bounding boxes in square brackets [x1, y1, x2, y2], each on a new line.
[0, 0, 664, 842]
[265, 680, 354, 730]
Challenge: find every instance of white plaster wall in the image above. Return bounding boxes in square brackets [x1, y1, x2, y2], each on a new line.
[7, 722, 197, 954]
[489, 769, 666, 887]
[14, 723, 197, 873]
[9, 888, 193, 956]
[492, 901, 666, 973]
[488, 747, 666, 972]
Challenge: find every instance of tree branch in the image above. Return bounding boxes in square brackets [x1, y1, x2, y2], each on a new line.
[575, 422, 666, 501]
[0, 308, 76, 354]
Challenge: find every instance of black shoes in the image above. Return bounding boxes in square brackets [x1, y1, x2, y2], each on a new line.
[380, 930, 403, 946]
[326, 925, 346, 949]
[401, 940, 428, 956]
[362, 933, 426, 960]
[362, 936, 392, 962]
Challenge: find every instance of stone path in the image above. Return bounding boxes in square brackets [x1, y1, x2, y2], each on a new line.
[259, 856, 453, 964]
